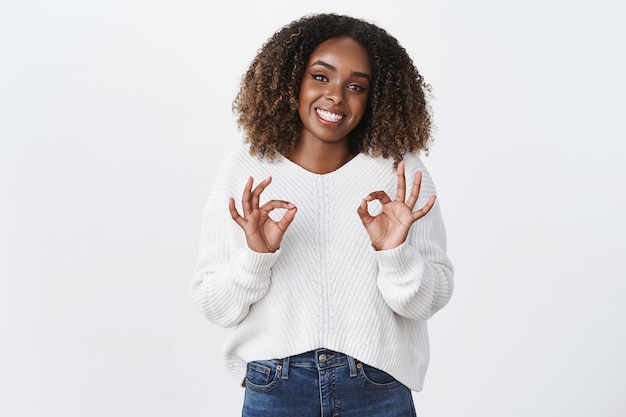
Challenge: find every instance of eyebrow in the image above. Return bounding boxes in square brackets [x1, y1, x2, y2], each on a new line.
[311, 60, 371, 81]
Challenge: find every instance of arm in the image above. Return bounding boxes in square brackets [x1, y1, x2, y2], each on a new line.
[190, 206, 278, 328]
[357, 161, 454, 320]
[372, 201, 454, 320]
[190, 176, 296, 328]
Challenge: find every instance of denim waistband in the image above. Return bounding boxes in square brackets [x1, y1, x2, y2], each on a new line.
[271, 349, 359, 379]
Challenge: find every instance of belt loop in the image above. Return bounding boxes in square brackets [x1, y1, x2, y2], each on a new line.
[281, 356, 290, 380]
[347, 355, 357, 378]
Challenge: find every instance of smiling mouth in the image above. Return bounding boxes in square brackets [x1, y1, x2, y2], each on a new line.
[316, 108, 345, 123]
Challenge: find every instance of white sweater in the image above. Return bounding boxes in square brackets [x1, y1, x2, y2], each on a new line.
[191, 144, 454, 392]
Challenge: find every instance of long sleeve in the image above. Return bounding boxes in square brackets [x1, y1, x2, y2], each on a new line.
[372, 200, 454, 320]
[190, 206, 281, 328]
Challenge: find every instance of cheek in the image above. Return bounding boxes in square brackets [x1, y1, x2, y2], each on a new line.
[298, 85, 324, 119]
[352, 96, 370, 119]
[297, 95, 308, 119]
[299, 86, 317, 104]
[297, 87, 313, 111]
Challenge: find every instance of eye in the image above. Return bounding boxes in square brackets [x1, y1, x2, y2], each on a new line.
[348, 84, 367, 93]
[310, 73, 328, 82]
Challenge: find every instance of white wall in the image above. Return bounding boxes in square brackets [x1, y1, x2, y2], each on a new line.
[2, 1, 625, 416]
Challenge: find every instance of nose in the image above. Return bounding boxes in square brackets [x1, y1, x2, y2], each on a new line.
[325, 84, 344, 104]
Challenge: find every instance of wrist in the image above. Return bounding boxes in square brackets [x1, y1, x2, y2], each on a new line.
[373, 242, 401, 251]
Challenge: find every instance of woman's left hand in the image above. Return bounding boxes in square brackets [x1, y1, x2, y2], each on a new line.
[357, 161, 437, 251]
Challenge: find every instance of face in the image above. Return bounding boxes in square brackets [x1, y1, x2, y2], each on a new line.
[297, 37, 371, 146]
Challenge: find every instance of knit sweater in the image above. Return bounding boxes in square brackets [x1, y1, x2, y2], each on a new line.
[191, 144, 454, 392]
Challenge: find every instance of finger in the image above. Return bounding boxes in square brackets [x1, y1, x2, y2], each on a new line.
[251, 176, 272, 211]
[357, 198, 374, 226]
[229, 197, 245, 227]
[395, 161, 406, 202]
[275, 205, 297, 232]
[405, 171, 423, 209]
[365, 191, 392, 205]
[411, 195, 437, 221]
[259, 199, 295, 213]
[241, 177, 254, 215]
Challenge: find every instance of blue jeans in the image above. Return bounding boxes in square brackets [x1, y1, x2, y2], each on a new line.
[242, 348, 417, 417]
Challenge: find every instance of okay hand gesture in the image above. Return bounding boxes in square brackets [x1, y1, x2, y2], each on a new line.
[229, 176, 297, 253]
[357, 162, 436, 251]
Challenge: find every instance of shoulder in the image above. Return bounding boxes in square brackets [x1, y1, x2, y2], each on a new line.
[402, 152, 437, 194]
[221, 144, 255, 169]
[358, 151, 429, 177]
[207, 145, 265, 202]
[215, 144, 269, 179]
[401, 152, 428, 172]
[358, 151, 427, 170]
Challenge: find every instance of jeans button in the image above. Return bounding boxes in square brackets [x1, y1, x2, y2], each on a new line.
[318, 354, 327, 362]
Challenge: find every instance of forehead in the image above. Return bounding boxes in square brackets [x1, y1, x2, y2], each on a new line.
[307, 37, 371, 73]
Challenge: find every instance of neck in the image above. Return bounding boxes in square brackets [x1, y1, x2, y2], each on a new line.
[285, 138, 354, 175]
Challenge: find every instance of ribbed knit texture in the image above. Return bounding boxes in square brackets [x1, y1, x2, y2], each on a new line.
[191, 144, 454, 392]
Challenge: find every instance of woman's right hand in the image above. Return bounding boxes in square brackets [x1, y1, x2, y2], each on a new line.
[229, 176, 297, 253]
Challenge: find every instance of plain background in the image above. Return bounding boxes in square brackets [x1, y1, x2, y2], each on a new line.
[2, 0, 625, 416]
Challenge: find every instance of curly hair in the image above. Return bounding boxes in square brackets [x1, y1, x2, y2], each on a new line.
[233, 13, 433, 164]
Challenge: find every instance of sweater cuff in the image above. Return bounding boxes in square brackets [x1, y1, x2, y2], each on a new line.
[236, 247, 281, 277]
[370, 242, 422, 275]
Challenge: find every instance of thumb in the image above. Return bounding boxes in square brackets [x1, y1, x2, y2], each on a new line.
[276, 205, 297, 232]
[357, 198, 374, 227]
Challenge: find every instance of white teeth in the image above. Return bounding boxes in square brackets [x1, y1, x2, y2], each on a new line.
[317, 109, 344, 122]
